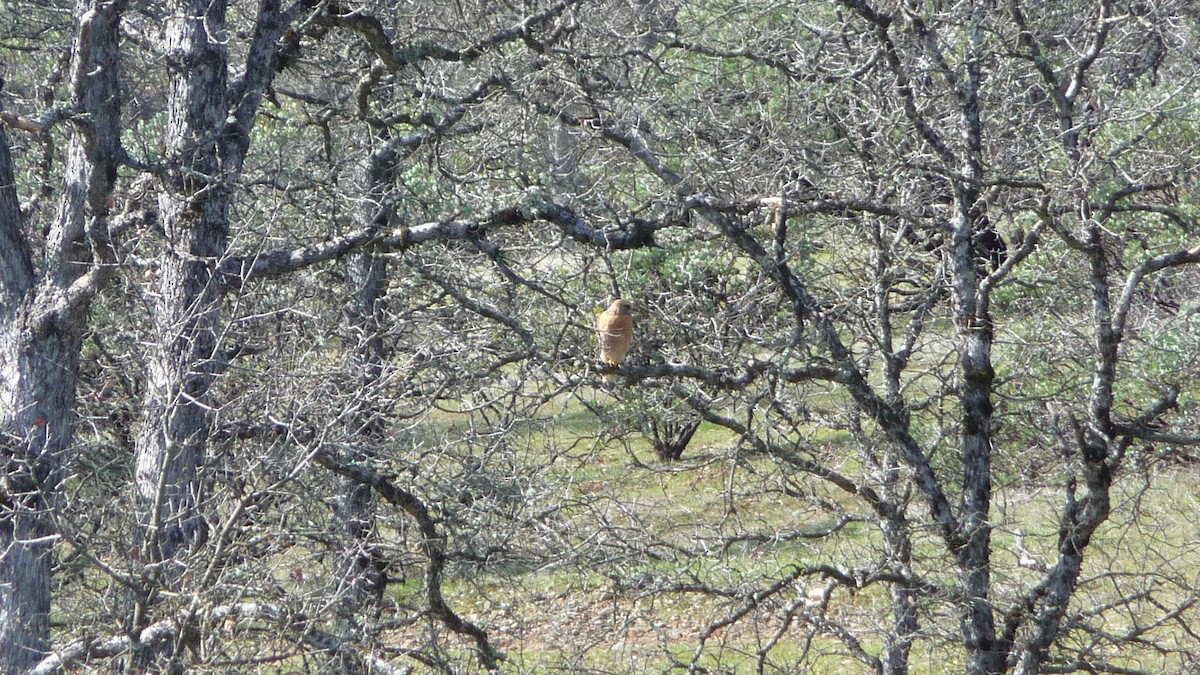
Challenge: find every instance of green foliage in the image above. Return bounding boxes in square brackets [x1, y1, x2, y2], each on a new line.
[629, 240, 740, 299]
[121, 115, 164, 166]
[1126, 313, 1200, 406]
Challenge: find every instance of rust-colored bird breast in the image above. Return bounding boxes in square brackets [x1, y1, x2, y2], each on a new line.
[597, 299, 634, 366]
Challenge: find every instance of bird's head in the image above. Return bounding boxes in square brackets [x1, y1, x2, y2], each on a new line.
[608, 299, 632, 315]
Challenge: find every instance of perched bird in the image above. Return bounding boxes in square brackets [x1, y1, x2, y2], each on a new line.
[596, 299, 634, 383]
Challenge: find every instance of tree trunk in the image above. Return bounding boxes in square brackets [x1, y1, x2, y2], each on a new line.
[331, 133, 407, 667]
[333, 248, 388, 666]
[129, 0, 296, 666]
[1009, 224, 1118, 674]
[0, 87, 45, 675]
[952, 25, 1004, 672]
[952, 209, 1003, 675]
[131, 0, 229, 597]
[870, 227, 918, 675]
[0, 1, 122, 668]
[0, 336, 71, 674]
[952, 206, 1000, 674]
[0, 335, 92, 673]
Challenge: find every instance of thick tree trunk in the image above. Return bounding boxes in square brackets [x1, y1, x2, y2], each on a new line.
[952, 210, 1002, 675]
[128, 0, 296, 666]
[132, 245, 227, 565]
[0, 337, 73, 673]
[0, 336, 91, 673]
[128, 1, 228, 666]
[132, 0, 299, 568]
[0, 1, 122, 668]
[132, 0, 228, 584]
[952, 206, 999, 675]
[952, 27, 1004, 672]
[0, 85, 44, 675]
[957, 324, 1000, 675]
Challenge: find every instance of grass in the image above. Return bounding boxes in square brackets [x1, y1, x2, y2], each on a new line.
[192, 338, 1200, 673]
[397, 385, 1200, 674]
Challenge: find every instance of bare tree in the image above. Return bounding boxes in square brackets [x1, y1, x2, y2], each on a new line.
[504, 0, 1200, 672]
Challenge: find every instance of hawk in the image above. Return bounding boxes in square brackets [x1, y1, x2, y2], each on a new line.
[596, 299, 633, 383]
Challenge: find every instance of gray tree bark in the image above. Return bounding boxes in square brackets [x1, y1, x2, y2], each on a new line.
[129, 0, 301, 665]
[132, 0, 231, 569]
[950, 22, 1003, 674]
[0, 1, 123, 668]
